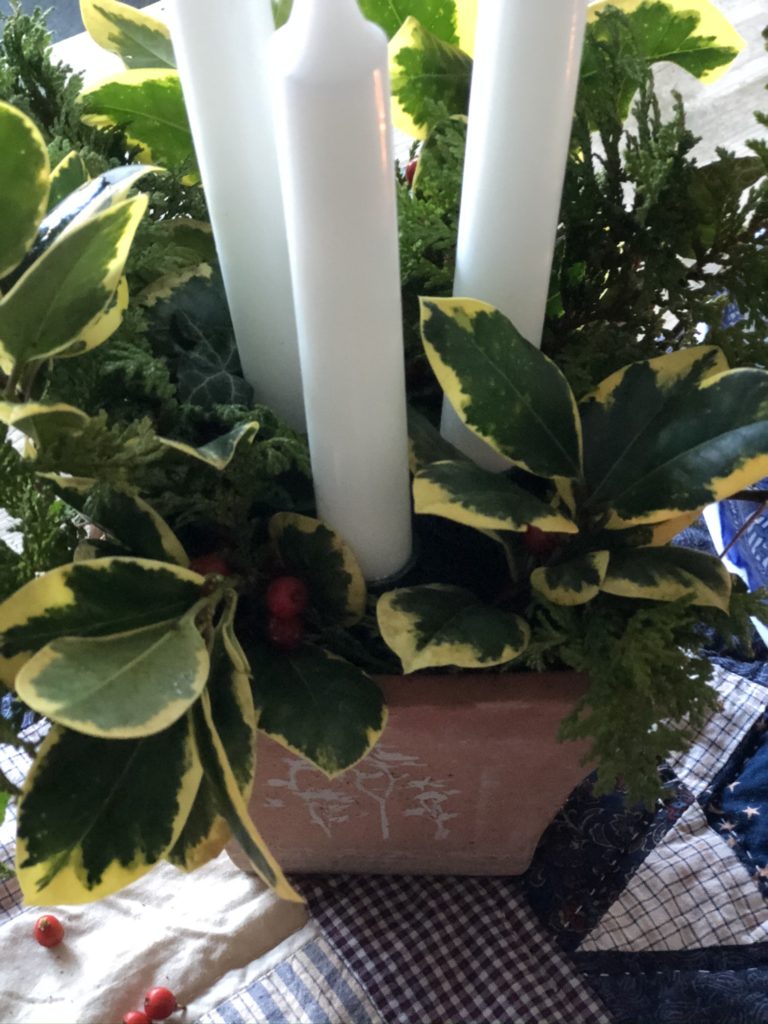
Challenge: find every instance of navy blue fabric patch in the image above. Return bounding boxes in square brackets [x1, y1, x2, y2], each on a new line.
[522, 769, 694, 953]
[576, 945, 768, 1024]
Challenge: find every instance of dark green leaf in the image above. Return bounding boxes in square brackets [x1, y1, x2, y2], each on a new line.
[377, 583, 530, 671]
[16, 713, 201, 903]
[250, 644, 384, 776]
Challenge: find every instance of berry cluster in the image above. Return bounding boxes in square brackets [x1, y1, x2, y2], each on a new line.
[33, 916, 183, 1022]
[124, 987, 182, 1024]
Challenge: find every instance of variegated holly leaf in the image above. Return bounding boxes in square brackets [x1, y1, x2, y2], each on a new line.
[0, 195, 146, 372]
[192, 691, 301, 902]
[16, 712, 201, 904]
[420, 297, 582, 481]
[377, 584, 529, 672]
[408, 406, 464, 473]
[45, 475, 188, 566]
[531, 551, 610, 607]
[0, 402, 88, 450]
[601, 546, 731, 611]
[0, 102, 50, 278]
[390, 17, 471, 137]
[8, 166, 157, 291]
[169, 595, 256, 871]
[16, 615, 210, 739]
[159, 421, 260, 470]
[581, 351, 768, 528]
[250, 644, 384, 777]
[47, 152, 89, 212]
[0, 558, 205, 687]
[80, 0, 176, 68]
[414, 460, 578, 534]
[269, 512, 366, 626]
[81, 70, 197, 181]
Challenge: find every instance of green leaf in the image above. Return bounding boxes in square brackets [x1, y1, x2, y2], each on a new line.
[80, 0, 176, 68]
[0, 402, 88, 450]
[46, 476, 188, 566]
[531, 551, 610, 607]
[169, 595, 256, 871]
[684, 155, 765, 251]
[192, 690, 301, 902]
[47, 152, 88, 212]
[360, 0, 458, 41]
[140, 268, 254, 408]
[584, 0, 743, 120]
[582, 346, 727, 511]
[420, 297, 582, 480]
[414, 459, 578, 534]
[272, 0, 292, 29]
[581, 352, 768, 527]
[269, 512, 366, 627]
[408, 406, 464, 473]
[601, 546, 731, 611]
[0, 101, 50, 278]
[16, 616, 210, 739]
[27, 165, 157, 275]
[390, 17, 471, 137]
[0, 557, 205, 687]
[159, 421, 260, 470]
[16, 713, 201, 904]
[0, 195, 147, 372]
[377, 583, 529, 672]
[251, 645, 385, 777]
[81, 70, 197, 181]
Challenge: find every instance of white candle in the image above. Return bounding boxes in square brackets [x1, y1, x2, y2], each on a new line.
[270, 0, 412, 582]
[441, 0, 589, 470]
[169, 0, 305, 431]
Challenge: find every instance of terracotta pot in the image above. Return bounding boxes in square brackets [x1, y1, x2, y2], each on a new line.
[229, 671, 592, 877]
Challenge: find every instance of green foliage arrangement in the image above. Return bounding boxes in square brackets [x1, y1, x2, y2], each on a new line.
[0, 0, 765, 907]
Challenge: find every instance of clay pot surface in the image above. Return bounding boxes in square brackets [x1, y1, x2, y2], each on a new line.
[230, 671, 592, 877]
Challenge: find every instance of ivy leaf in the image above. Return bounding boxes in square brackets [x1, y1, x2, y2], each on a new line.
[174, 313, 255, 407]
[377, 584, 529, 672]
[250, 644, 385, 777]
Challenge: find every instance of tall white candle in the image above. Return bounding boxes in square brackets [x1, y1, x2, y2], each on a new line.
[441, 0, 589, 470]
[270, 0, 412, 581]
[169, 0, 305, 431]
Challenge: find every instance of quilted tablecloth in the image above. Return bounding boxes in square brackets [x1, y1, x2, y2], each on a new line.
[3, 659, 768, 1023]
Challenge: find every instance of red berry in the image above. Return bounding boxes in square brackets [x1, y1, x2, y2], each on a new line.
[523, 526, 562, 556]
[405, 158, 419, 187]
[33, 914, 64, 948]
[189, 552, 232, 577]
[268, 614, 304, 650]
[266, 575, 310, 619]
[123, 1013, 151, 1024]
[143, 987, 178, 1020]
